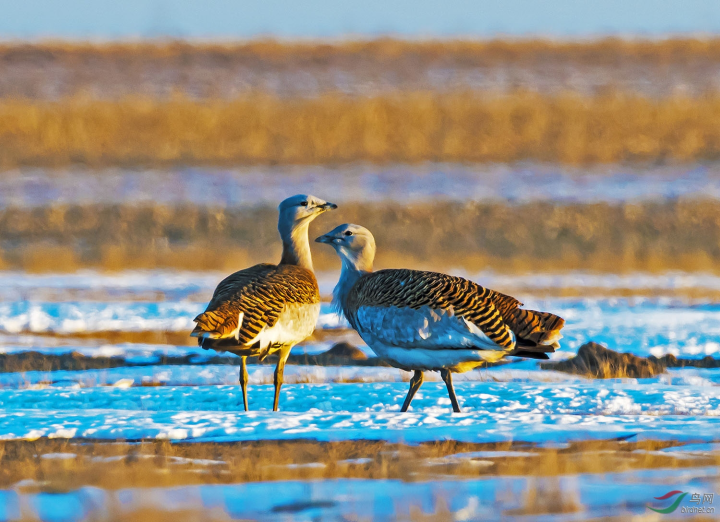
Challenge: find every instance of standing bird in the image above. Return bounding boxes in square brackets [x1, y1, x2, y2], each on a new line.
[191, 195, 337, 411]
[316, 224, 564, 413]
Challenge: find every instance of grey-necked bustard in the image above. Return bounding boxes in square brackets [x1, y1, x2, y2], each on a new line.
[191, 195, 337, 411]
[316, 224, 565, 413]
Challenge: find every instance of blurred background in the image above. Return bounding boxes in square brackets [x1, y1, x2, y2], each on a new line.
[2, 1, 720, 521]
[3, 2, 720, 274]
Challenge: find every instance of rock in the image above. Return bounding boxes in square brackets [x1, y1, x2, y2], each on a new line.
[287, 342, 377, 366]
[321, 342, 368, 361]
[279, 342, 389, 366]
[540, 342, 665, 379]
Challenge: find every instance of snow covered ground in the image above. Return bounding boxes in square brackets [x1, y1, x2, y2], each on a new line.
[3, 293, 720, 358]
[6, 163, 720, 208]
[0, 367, 719, 443]
[5, 268, 720, 301]
[0, 269, 719, 446]
[1, 270, 720, 521]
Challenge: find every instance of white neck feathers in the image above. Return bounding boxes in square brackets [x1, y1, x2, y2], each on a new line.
[331, 244, 374, 316]
[279, 220, 313, 271]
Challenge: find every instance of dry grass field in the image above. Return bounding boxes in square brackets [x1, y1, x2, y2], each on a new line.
[3, 200, 720, 273]
[2, 39, 720, 167]
[3, 38, 720, 99]
[1, 91, 720, 167]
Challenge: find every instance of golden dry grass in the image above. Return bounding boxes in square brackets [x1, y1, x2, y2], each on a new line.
[1, 91, 720, 167]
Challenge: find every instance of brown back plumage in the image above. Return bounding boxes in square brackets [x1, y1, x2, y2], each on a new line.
[192, 263, 320, 346]
[346, 269, 564, 353]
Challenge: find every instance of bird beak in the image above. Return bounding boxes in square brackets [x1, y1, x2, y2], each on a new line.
[315, 233, 334, 244]
[317, 201, 338, 212]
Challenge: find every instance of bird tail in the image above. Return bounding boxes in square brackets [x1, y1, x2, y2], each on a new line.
[509, 309, 565, 352]
[190, 311, 242, 348]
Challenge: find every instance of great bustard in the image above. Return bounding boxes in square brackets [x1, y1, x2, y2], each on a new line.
[191, 195, 337, 411]
[316, 224, 565, 413]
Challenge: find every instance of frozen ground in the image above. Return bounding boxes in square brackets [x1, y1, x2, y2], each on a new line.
[1, 271, 720, 521]
[0, 367, 719, 443]
[0, 269, 720, 447]
[4, 291, 720, 359]
[5, 268, 720, 301]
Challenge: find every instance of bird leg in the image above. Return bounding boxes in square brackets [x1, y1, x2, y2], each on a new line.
[440, 369, 461, 413]
[273, 345, 293, 412]
[239, 356, 249, 412]
[401, 370, 424, 412]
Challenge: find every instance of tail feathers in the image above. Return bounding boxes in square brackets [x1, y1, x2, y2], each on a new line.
[191, 311, 243, 348]
[511, 309, 565, 348]
[198, 336, 245, 350]
[509, 350, 550, 360]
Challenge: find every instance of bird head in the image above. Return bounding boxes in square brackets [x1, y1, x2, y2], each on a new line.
[278, 194, 337, 231]
[316, 223, 375, 272]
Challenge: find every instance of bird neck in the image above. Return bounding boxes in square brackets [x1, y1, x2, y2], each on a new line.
[279, 220, 313, 271]
[332, 254, 372, 317]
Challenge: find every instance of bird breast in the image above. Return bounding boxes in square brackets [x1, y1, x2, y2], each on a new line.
[252, 302, 321, 349]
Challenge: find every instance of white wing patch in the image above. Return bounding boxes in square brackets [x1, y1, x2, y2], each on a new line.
[355, 305, 509, 351]
[233, 312, 244, 341]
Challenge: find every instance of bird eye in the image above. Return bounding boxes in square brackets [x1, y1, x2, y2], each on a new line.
[300, 201, 308, 206]
[344, 231, 353, 236]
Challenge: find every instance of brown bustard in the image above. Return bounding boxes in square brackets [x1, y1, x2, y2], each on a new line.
[316, 223, 565, 413]
[191, 195, 337, 411]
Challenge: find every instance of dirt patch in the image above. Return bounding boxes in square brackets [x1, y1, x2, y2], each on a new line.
[542, 341, 720, 378]
[541, 342, 664, 378]
[0, 342, 389, 373]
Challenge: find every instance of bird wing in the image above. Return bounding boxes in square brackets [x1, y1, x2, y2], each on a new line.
[345, 269, 515, 351]
[191, 263, 320, 346]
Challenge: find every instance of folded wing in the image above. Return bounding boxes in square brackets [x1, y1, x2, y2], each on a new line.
[191, 263, 320, 347]
[346, 269, 564, 358]
[346, 269, 516, 352]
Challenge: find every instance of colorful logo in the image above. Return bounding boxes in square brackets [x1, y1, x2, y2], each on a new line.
[647, 491, 688, 514]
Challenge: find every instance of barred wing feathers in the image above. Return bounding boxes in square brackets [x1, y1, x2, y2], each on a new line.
[191, 263, 320, 346]
[345, 269, 563, 355]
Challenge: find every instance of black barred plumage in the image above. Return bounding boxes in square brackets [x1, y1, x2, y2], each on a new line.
[316, 223, 565, 413]
[345, 269, 565, 352]
[345, 269, 517, 349]
[192, 263, 320, 347]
